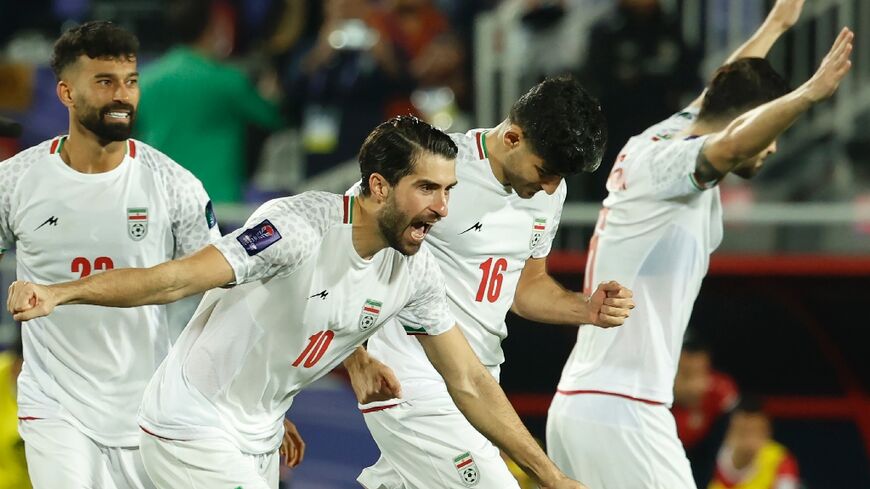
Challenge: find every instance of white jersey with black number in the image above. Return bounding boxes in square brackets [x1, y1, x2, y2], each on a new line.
[138, 192, 455, 454]
[0, 137, 219, 446]
[361, 130, 565, 400]
[556, 108, 723, 405]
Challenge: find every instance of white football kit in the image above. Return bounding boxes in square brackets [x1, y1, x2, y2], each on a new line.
[136, 191, 455, 489]
[0, 136, 219, 489]
[356, 130, 565, 489]
[547, 108, 721, 488]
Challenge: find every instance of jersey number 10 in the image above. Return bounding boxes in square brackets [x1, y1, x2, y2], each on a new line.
[475, 257, 507, 303]
[292, 330, 335, 368]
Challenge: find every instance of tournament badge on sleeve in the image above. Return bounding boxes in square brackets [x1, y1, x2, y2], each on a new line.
[358, 299, 382, 331]
[454, 451, 480, 487]
[127, 208, 148, 241]
[529, 217, 547, 249]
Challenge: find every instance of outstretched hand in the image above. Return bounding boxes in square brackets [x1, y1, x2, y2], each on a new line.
[7, 281, 57, 321]
[346, 352, 402, 404]
[803, 27, 854, 103]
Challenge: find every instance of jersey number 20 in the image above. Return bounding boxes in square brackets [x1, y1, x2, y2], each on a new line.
[71, 257, 114, 279]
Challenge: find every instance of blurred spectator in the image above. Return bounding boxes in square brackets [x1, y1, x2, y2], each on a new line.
[136, 0, 284, 203]
[672, 338, 739, 486]
[709, 397, 800, 489]
[283, 0, 411, 177]
[577, 0, 700, 202]
[0, 335, 30, 489]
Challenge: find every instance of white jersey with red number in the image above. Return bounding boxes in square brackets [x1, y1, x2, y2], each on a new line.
[361, 130, 565, 400]
[138, 192, 455, 454]
[556, 108, 723, 405]
[0, 136, 219, 446]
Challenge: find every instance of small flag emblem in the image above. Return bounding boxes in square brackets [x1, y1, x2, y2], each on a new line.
[358, 299, 382, 331]
[530, 217, 546, 249]
[127, 208, 148, 241]
[454, 451, 480, 486]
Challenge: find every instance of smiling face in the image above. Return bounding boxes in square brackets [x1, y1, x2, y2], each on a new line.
[375, 151, 456, 255]
[59, 55, 139, 143]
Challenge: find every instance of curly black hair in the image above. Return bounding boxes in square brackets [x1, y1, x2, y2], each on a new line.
[509, 75, 607, 175]
[359, 116, 458, 196]
[50, 21, 139, 80]
[699, 58, 790, 124]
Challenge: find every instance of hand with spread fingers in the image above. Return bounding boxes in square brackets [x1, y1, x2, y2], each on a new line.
[586, 281, 634, 328]
[802, 27, 854, 103]
[279, 418, 305, 468]
[7, 281, 58, 322]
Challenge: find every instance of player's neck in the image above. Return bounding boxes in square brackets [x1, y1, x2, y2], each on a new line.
[351, 195, 387, 260]
[61, 122, 127, 174]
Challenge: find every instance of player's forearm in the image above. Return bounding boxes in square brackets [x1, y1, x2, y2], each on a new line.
[512, 275, 586, 325]
[712, 89, 813, 166]
[52, 263, 184, 307]
[342, 346, 369, 370]
[723, 17, 788, 65]
[447, 366, 565, 486]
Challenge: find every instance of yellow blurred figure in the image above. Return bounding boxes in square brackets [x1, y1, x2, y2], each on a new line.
[502, 450, 537, 489]
[0, 349, 30, 489]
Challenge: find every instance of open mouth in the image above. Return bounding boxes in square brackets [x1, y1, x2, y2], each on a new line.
[104, 110, 131, 121]
[409, 221, 435, 243]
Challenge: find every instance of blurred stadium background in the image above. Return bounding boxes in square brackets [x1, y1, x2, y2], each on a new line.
[0, 0, 868, 487]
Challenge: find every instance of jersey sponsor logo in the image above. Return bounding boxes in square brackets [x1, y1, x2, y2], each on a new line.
[205, 200, 217, 229]
[34, 216, 59, 230]
[358, 299, 382, 331]
[309, 289, 329, 300]
[459, 221, 483, 234]
[127, 208, 148, 241]
[454, 451, 480, 486]
[529, 217, 547, 249]
[237, 219, 282, 256]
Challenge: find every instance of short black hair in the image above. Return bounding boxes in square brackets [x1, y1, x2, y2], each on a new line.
[168, 0, 212, 44]
[51, 21, 139, 80]
[359, 116, 458, 196]
[509, 75, 607, 175]
[698, 58, 790, 123]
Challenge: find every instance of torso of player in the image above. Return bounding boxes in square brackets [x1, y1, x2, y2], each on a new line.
[0, 137, 213, 446]
[139, 203, 435, 453]
[366, 130, 564, 394]
[12, 138, 175, 283]
[557, 110, 723, 405]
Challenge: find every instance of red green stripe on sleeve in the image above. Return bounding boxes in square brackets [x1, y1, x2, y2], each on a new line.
[343, 195, 355, 224]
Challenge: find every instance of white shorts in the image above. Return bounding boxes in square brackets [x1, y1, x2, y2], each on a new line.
[358, 395, 520, 489]
[546, 392, 697, 489]
[19, 417, 155, 489]
[139, 430, 279, 489]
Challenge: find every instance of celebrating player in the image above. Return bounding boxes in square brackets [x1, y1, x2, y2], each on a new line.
[0, 21, 228, 489]
[344, 76, 634, 489]
[8, 116, 587, 489]
[547, 1, 852, 487]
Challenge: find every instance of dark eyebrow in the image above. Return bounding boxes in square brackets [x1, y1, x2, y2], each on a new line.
[94, 72, 139, 79]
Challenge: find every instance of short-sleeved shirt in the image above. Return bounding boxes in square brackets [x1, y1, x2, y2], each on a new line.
[0, 137, 219, 446]
[357, 129, 565, 400]
[138, 192, 455, 454]
[557, 108, 724, 405]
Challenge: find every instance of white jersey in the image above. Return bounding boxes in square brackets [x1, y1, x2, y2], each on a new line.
[0, 136, 219, 446]
[138, 192, 455, 454]
[363, 130, 565, 400]
[557, 108, 723, 405]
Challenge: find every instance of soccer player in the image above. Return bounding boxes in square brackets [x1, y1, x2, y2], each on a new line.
[344, 76, 635, 489]
[8, 116, 588, 489]
[547, 1, 853, 487]
[0, 21, 228, 488]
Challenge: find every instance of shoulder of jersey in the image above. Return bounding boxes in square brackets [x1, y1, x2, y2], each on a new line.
[264, 191, 342, 232]
[449, 131, 479, 163]
[0, 139, 54, 186]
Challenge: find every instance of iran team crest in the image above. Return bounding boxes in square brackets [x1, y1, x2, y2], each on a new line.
[127, 208, 148, 241]
[454, 451, 480, 486]
[529, 217, 547, 249]
[358, 299, 382, 331]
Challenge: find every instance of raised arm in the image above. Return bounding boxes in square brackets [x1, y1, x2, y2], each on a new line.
[511, 257, 633, 327]
[689, 0, 806, 108]
[417, 326, 586, 489]
[7, 245, 234, 321]
[701, 27, 853, 175]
